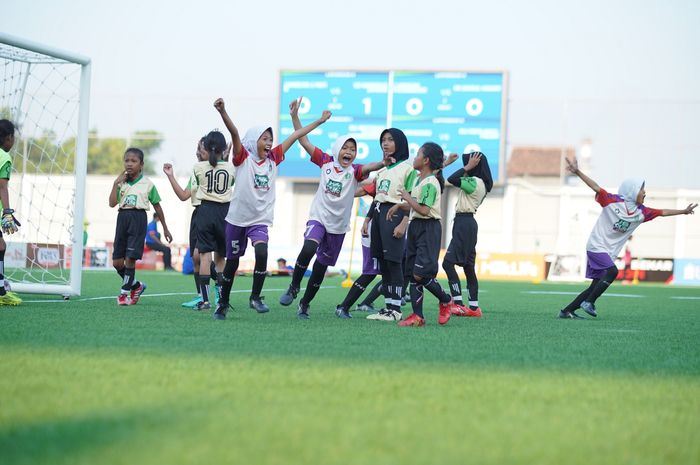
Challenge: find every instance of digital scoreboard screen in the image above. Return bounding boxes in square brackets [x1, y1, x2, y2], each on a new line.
[278, 70, 507, 181]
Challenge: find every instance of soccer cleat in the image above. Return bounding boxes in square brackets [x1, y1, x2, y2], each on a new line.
[464, 306, 482, 318]
[355, 303, 376, 313]
[335, 306, 352, 319]
[450, 303, 469, 316]
[195, 301, 211, 311]
[249, 296, 270, 313]
[367, 309, 402, 321]
[279, 286, 299, 306]
[558, 309, 585, 319]
[129, 282, 147, 305]
[398, 313, 425, 327]
[297, 302, 310, 320]
[181, 296, 203, 308]
[580, 301, 597, 317]
[438, 302, 452, 325]
[117, 293, 131, 306]
[213, 302, 228, 320]
[0, 291, 22, 306]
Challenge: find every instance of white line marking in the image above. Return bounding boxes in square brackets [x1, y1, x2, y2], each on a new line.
[670, 296, 700, 300]
[20, 286, 339, 304]
[522, 291, 643, 298]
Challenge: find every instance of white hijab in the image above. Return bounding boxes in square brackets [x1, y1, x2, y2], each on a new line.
[241, 126, 272, 159]
[618, 178, 645, 214]
[331, 135, 356, 169]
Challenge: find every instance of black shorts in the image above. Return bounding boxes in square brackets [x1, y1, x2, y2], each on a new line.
[444, 213, 478, 267]
[370, 202, 407, 263]
[405, 218, 442, 279]
[113, 209, 147, 260]
[189, 206, 199, 256]
[195, 200, 229, 256]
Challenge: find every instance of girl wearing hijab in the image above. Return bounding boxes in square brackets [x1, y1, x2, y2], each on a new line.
[212, 98, 330, 319]
[559, 156, 696, 319]
[366, 128, 417, 322]
[279, 98, 386, 319]
[443, 151, 493, 317]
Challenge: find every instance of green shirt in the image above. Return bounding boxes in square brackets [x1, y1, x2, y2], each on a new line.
[116, 175, 160, 210]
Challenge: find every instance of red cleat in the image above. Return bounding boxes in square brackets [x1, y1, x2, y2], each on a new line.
[117, 293, 130, 306]
[450, 304, 469, 316]
[398, 313, 425, 327]
[464, 306, 482, 317]
[438, 302, 453, 325]
[129, 282, 147, 305]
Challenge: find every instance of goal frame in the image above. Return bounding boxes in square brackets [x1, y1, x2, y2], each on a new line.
[0, 32, 91, 297]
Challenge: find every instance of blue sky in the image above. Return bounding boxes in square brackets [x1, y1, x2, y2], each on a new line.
[5, 0, 700, 188]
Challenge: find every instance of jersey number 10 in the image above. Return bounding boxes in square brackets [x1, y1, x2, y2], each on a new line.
[205, 169, 231, 195]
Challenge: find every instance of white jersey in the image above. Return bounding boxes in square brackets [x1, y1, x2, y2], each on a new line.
[586, 188, 661, 259]
[226, 144, 284, 227]
[308, 147, 365, 234]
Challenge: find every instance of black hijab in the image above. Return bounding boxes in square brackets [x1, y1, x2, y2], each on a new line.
[380, 128, 409, 162]
[463, 151, 493, 192]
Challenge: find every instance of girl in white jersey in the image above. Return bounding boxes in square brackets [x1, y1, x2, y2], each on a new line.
[279, 98, 386, 319]
[213, 97, 331, 317]
[559, 156, 696, 319]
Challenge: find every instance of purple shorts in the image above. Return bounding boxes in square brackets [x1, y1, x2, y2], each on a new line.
[305, 220, 346, 266]
[226, 223, 269, 259]
[586, 250, 615, 279]
[362, 244, 380, 275]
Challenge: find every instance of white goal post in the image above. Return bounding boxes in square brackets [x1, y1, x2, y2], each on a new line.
[0, 32, 91, 297]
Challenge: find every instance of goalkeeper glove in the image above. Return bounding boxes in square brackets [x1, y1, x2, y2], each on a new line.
[1, 209, 21, 235]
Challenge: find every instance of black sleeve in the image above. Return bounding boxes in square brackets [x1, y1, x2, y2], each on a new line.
[447, 167, 465, 188]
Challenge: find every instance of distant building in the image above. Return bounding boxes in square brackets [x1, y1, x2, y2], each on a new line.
[507, 146, 575, 184]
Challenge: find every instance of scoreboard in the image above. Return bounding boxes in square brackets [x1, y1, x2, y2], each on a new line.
[278, 70, 507, 181]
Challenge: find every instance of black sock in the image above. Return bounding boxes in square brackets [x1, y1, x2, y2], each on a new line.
[116, 267, 125, 280]
[194, 272, 201, 295]
[219, 259, 238, 306]
[384, 260, 403, 313]
[563, 280, 598, 312]
[586, 266, 618, 304]
[0, 249, 5, 295]
[300, 261, 327, 306]
[251, 243, 268, 299]
[199, 275, 211, 303]
[443, 260, 462, 304]
[210, 260, 217, 278]
[291, 240, 318, 289]
[424, 278, 451, 304]
[464, 255, 479, 304]
[360, 280, 383, 306]
[339, 274, 375, 309]
[410, 281, 424, 318]
[121, 267, 135, 292]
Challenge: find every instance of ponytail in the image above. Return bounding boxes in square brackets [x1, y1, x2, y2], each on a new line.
[203, 130, 227, 167]
[420, 142, 446, 192]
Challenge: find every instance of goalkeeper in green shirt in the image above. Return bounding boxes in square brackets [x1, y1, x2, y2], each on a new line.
[0, 119, 22, 305]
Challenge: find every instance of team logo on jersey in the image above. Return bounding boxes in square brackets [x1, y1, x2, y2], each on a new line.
[378, 179, 391, 194]
[344, 172, 351, 180]
[325, 179, 343, 197]
[613, 219, 631, 232]
[123, 194, 138, 207]
[254, 174, 270, 191]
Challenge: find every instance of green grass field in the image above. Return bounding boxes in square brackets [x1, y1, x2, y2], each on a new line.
[1, 270, 699, 465]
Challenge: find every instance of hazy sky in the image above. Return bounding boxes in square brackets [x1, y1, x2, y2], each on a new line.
[5, 0, 700, 188]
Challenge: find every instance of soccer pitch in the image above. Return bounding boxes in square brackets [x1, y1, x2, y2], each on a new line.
[1, 271, 699, 465]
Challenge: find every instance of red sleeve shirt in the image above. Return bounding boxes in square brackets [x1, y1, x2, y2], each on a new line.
[310, 147, 333, 168]
[595, 188, 621, 208]
[352, 164, 365, 182]
[233, 145, 248, 167]
[640, 205, 662, 222]
[362, 180, 377, 197]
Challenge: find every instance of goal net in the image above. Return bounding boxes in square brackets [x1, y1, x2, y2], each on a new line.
[0, 33, 91, 297]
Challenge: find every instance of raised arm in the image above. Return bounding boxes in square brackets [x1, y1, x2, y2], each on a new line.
[214, 98, 242, 157]
[289, 97, 316, 156]
[566, 156, 601, 194]
[447, 152, 481, 188]
[660, 203, 697, 217]
[278, 110, 332, 154]
[163, 163, 191, 201]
